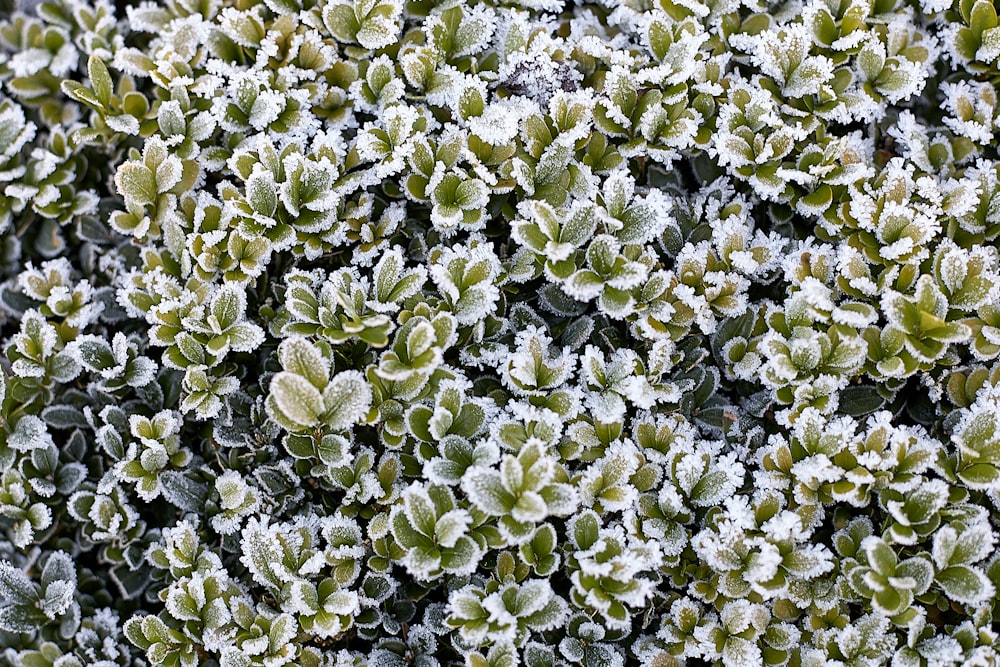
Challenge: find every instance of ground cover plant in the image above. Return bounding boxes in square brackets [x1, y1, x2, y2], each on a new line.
[1, 0, 1000, 664]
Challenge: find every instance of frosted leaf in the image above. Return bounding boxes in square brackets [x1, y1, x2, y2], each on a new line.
[734, 25, 834, 98]
[935, 565, 994, 605]
[0, 99, 37, 164]
[215, 471, 257, 512]
[428, 241, 501, 324]
[434, 509, 472, 548]
[323, 370, 373, 431]
[9, 415, 54, 452]
[979, 25, 1000, 63]
[942, 81, 999, 145]
[269, 372, 325, 428]
[245, 170, 278, 218]
[351, 0, 403, 50]
[425, 5, 496, 59]
[14, 310, 58, 365]
[577, 443, 641, 512]
[354, 54, 406, 112]
[461, 467, 512, 516]
[468, 98, 533, 146]
[249, 89, 285, 132]
[931, 523, 995, 570]
[401, 484, 439, 537]
[278, 337, 330, 389]
[722, 636, 762, 666]
[857, 37, 888, 85]
[384, 104, 421, 150]
[499, 50, 581, 105]
[219, 647, 252, 667]
[509, 491, 546, 524]
[372, 248, 427, 312]
[504, 325, 575, 394]
[0, 563, 36, 605]
[909, 635, 964, 665]
[17, 258, 71, 300]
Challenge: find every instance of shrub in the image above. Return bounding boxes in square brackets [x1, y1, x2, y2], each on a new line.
[1, 0, 999, 665]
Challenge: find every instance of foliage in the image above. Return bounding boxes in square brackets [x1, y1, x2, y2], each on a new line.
[1, 0, 1000, 664]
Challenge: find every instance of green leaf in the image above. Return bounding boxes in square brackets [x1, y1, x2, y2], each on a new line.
[88, 55, 113, 108]
[323, 370, 373, 431]
[271, 372, 325, 427]
[864, 537, 897, 574]
[279, 337, 330, 389]
[0, 563, 37, 604]
[211, 284, 246, 331]
[247, 171, 278, 217]
[811, 8, 838, 45]
[971, 0, 998, 34]
[799, 184, 832, 213]
[958, 463, 999, 489]
[936, 565, 993, 604]
[872, 587, 909, 616]
[838, 385, 885, 416]
[434, 509, 470, 548]
[404, 486, 438, 536]
[895, 557, 933, 595]
[115, 162, 157, 205]
[462, 468, 513, 515]
[441, 535, 479, 573]
[160, 472, 209, 512]
[60, 81, 103, 111]
[571, 510, 599, 550]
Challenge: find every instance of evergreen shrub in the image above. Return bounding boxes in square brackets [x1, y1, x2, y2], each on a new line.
[1, 0, 999, 664]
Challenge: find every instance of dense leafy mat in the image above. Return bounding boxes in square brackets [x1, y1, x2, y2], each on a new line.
[1, 0, 1000, 664]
